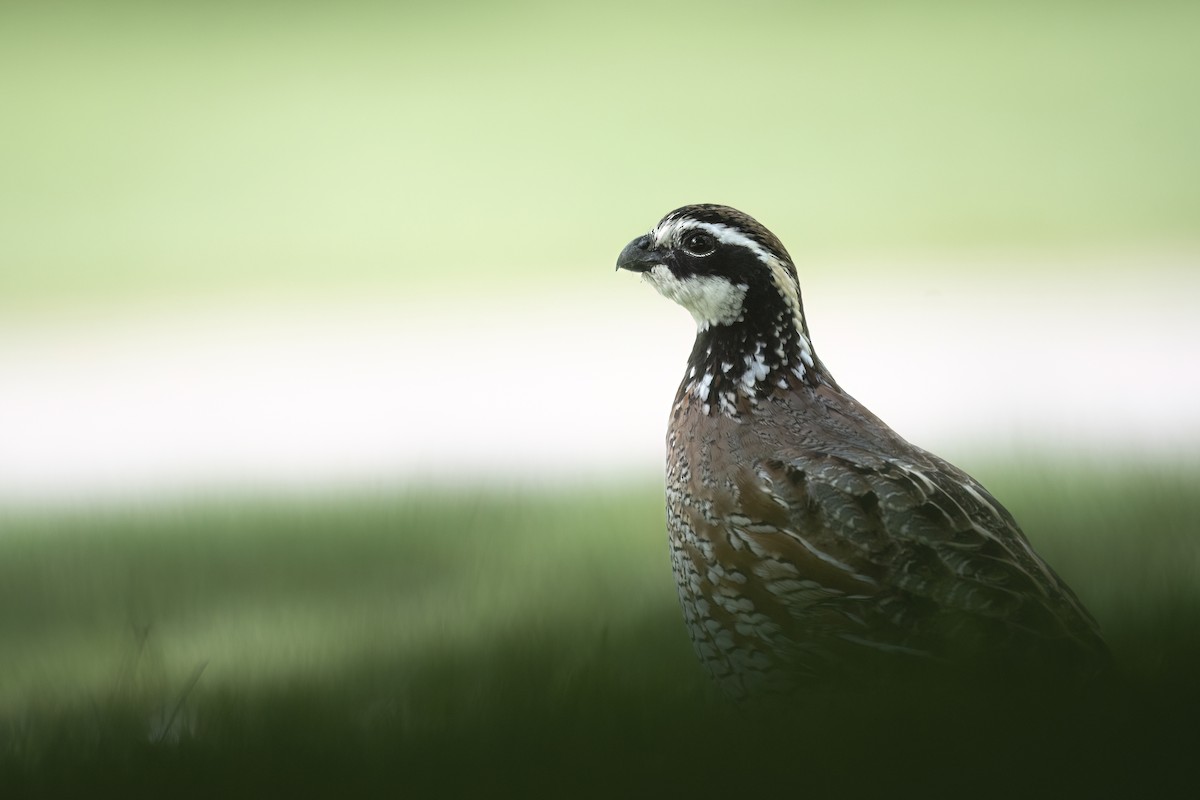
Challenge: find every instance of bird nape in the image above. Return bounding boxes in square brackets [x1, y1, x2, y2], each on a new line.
[617, 204, 1108, 702]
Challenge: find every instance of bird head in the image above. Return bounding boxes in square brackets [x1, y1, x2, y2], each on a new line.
[618, 204, 821, 405]
[616, 204, 805, 333]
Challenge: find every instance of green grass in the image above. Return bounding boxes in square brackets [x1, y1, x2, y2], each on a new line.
[2, 466, 1199, 796]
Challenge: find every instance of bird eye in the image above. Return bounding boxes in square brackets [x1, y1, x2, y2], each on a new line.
[681, 231, 717, 257]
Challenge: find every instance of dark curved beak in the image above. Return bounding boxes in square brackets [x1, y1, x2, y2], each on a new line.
[616, 234, 662, 273]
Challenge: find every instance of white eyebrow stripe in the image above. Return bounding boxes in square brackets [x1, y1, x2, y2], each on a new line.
[653, 219, 777, 269]
[650, 212, 817, 375]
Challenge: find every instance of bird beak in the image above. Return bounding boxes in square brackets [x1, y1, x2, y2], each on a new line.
[616, 234, 662, 273]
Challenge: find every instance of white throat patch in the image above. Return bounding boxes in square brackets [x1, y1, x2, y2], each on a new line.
[640, 211, 821, 415]
[643, 265, 747, 330]
[652, 217, 807, 334]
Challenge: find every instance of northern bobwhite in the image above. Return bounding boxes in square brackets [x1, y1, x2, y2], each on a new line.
[617, 204, 1107, 700]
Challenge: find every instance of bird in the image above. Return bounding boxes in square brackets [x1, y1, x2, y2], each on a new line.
[616, 204, 1108, 701]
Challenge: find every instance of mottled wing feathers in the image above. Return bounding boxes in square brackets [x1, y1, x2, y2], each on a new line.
[736, 452, 1107, 673]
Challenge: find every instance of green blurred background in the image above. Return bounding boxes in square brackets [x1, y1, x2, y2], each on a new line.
[2, 0, 1199, 793]
[3, 0, 1198, 309]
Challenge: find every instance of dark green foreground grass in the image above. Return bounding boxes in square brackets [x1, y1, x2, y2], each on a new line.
[2, 466, 1198, 797]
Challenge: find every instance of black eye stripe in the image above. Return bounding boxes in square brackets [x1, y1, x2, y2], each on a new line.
[681, 231, 717, 257]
